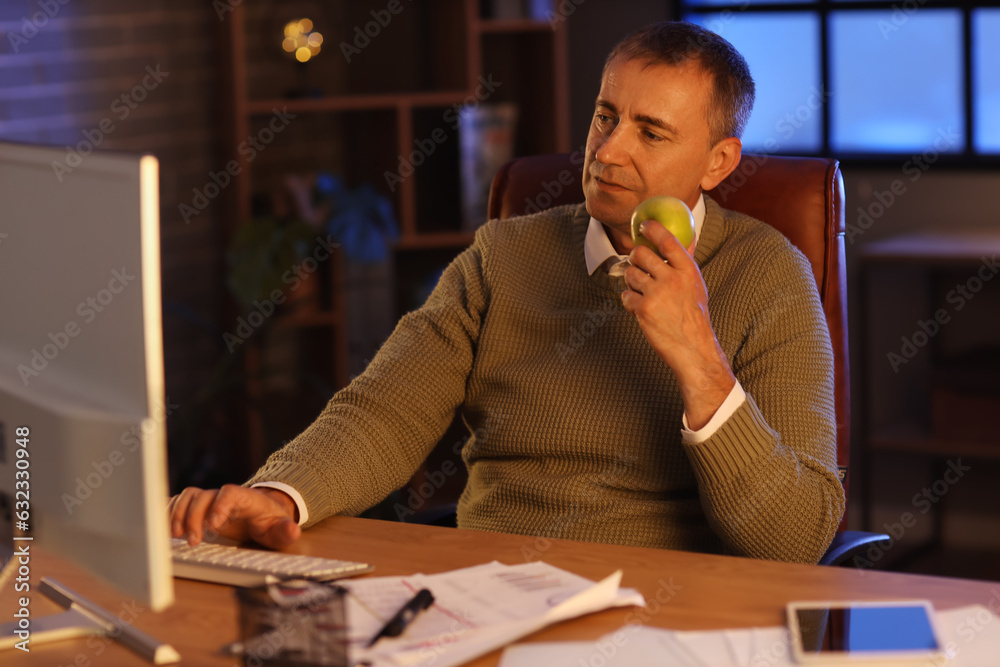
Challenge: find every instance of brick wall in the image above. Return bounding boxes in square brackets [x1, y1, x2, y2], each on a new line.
[1, 1, 229, 487]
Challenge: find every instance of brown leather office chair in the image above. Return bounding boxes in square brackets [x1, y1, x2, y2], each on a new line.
[486, 152, 888, 566]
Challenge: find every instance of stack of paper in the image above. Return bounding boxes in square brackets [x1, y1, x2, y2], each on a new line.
[342, 560, 644, 667]
[499, 625, 782, 667]
[498, 604, 1000, 667]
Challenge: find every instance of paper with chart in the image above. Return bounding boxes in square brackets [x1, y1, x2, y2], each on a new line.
[340, 560, 645, 667]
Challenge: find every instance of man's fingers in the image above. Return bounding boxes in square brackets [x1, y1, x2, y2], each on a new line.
[627, 245, 664, 278]
[251, 518, 302, 550]
[205, 485, 248, 530]
[685, 236, 697, 256]
[620, 288, 641, 314]
[623, 261, 654, 295]
[185, 489, 220, 545]
[640, 221, 694, 269]
[170, 487, 203, 538]
[169, 493, 184, 536]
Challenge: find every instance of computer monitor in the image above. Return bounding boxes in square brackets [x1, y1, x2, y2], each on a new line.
[0, 141, 175, 639]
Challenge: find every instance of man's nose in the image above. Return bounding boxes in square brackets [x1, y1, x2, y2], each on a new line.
[594, 124, 631, 166]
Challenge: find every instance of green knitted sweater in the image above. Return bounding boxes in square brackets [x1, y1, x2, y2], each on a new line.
[248, 198, 845, 564]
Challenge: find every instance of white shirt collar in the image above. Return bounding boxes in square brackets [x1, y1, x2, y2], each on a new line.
[584, 193, 706, 275]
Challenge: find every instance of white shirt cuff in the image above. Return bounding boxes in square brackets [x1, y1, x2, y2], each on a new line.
[251, 481, 309, 526]
[681, 381, 746, 444]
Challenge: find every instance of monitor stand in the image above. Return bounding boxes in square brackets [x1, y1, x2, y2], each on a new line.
[0, 547, 180, 664]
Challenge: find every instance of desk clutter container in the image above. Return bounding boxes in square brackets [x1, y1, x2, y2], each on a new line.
[236, 580, 348, 667]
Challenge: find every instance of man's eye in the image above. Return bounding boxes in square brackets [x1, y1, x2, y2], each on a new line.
[644, 130, 662, 141]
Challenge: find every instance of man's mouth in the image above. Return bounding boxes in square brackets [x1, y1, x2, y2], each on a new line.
[594, 175, 629, 191]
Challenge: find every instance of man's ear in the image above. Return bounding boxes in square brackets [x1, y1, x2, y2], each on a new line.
[700, 137, 743, 192]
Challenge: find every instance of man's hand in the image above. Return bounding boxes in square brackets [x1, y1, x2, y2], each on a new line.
[621, 220, 736, 430]
[168, 485, 301, 549]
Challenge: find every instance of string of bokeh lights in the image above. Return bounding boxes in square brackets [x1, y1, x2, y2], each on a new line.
[282, 18, 323, 63]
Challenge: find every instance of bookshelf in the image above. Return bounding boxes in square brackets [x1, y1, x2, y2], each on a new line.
[858, 231, 1000, 569]
[220, 1, 571, 473]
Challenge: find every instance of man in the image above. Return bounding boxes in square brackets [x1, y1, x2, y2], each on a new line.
[171, 21, 844, 564]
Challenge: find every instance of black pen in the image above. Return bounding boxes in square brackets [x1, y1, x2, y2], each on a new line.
[366, 588, 435, 647]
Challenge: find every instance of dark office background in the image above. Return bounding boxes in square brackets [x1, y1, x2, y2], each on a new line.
[2, 0, 998, 579]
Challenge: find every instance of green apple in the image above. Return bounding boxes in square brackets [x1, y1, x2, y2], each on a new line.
[630, 195, 695, 255]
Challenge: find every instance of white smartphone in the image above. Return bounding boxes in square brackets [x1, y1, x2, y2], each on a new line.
[786, 600, 948, 664]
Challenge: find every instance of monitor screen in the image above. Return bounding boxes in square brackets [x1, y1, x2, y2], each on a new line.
[0, 140, 174, 612]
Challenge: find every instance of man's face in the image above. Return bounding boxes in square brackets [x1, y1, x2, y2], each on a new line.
[582, 55, 722, 241]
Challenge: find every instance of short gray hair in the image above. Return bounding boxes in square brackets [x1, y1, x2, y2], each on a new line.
[604, 21, 755, 145]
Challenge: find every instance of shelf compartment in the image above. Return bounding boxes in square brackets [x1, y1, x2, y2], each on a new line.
[245, 107, 400, 206]
[243, 0, 469, 100]
[393, 244, 472, 317]
[246, 91, 473, 115]
[407, 106, 464, 234]
[869, 425, 1000, 460]
[273, 310, 344, 328]
[396, 231, 475, 250]
[861, 230, 1000, 264]
[477, 19, 555, 33]
[481, 30, 569, 156]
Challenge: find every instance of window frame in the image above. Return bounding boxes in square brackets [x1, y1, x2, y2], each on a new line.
[674, 0, 1000, 168]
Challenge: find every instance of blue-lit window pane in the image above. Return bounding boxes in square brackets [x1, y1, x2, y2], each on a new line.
[686, 13, 822, 153]
[686, 0, 807, 5]
[830, 10, 964, 153]
[974, 9, 1000, 153]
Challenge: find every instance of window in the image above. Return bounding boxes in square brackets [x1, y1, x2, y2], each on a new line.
[678, 1, 1000, 162]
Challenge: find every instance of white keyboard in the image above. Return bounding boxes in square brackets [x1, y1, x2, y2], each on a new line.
[171, 538, 374, 588]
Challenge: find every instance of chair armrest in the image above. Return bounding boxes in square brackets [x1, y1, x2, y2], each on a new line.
[819, 530, 891, 567]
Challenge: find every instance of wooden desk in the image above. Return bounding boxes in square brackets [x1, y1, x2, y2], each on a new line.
[4, 517, 998, 666]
